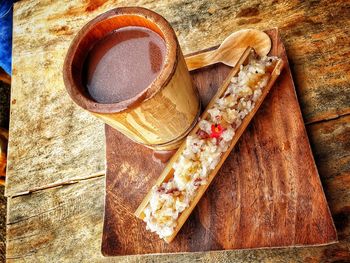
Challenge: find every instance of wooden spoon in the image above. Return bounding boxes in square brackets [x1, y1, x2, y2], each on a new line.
[185, 29, 271, 71]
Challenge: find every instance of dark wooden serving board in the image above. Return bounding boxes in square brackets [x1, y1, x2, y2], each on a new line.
[101, 29, 337, 256]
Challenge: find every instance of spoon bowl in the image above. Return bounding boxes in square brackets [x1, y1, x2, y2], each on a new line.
[185, 29, 271, 71]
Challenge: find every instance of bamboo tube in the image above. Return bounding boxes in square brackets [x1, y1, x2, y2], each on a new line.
[135, 47, 284, 243]
[63, 7, 200, 151]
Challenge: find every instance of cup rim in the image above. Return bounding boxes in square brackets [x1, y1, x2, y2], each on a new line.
[63, 7, 178, 113]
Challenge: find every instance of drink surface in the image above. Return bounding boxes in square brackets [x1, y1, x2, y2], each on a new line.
[85, 26, 166, 104]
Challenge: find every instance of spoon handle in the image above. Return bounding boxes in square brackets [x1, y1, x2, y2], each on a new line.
[185, 49, 219, 71]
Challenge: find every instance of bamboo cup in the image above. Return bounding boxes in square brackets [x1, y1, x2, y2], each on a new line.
[63, 7, 200, 150]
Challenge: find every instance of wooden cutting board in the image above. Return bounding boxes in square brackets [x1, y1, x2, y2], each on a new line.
[101, 28, 337, 256]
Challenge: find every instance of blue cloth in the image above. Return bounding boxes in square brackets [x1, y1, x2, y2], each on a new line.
[0, 0, 13, 75]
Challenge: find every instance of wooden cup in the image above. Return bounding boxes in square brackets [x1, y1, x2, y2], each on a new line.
[63, 7, 200, 150]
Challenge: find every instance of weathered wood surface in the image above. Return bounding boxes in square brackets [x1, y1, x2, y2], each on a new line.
[6, 49, 106, 196]
[6, 115, 350, 261]
[307, 115, 350, 225]
[6, 0, 350, 196]
[6, 0, 350, 262]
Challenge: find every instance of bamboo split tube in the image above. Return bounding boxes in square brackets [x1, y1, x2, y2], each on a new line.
[135, 47, 284, 243]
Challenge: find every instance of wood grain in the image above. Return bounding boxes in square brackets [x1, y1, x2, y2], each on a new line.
[101, 29, 336, 256]
[7, 177, 106, 262]
[6, 169, 350, 262]
[6, 114, 350, 261]
[6, 0, 350, 196]
[5, 50, 106, 197]
[6, 0, 350, 262]
[5, 111, 350, 261]
[307, 115, 350, 218]
[10, 0, 349, 122]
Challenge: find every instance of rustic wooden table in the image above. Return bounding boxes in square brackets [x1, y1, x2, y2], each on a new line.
[5, 0, 350, 262]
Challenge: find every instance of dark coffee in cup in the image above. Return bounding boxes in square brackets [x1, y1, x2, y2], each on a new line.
[85, 26, 166, 104]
